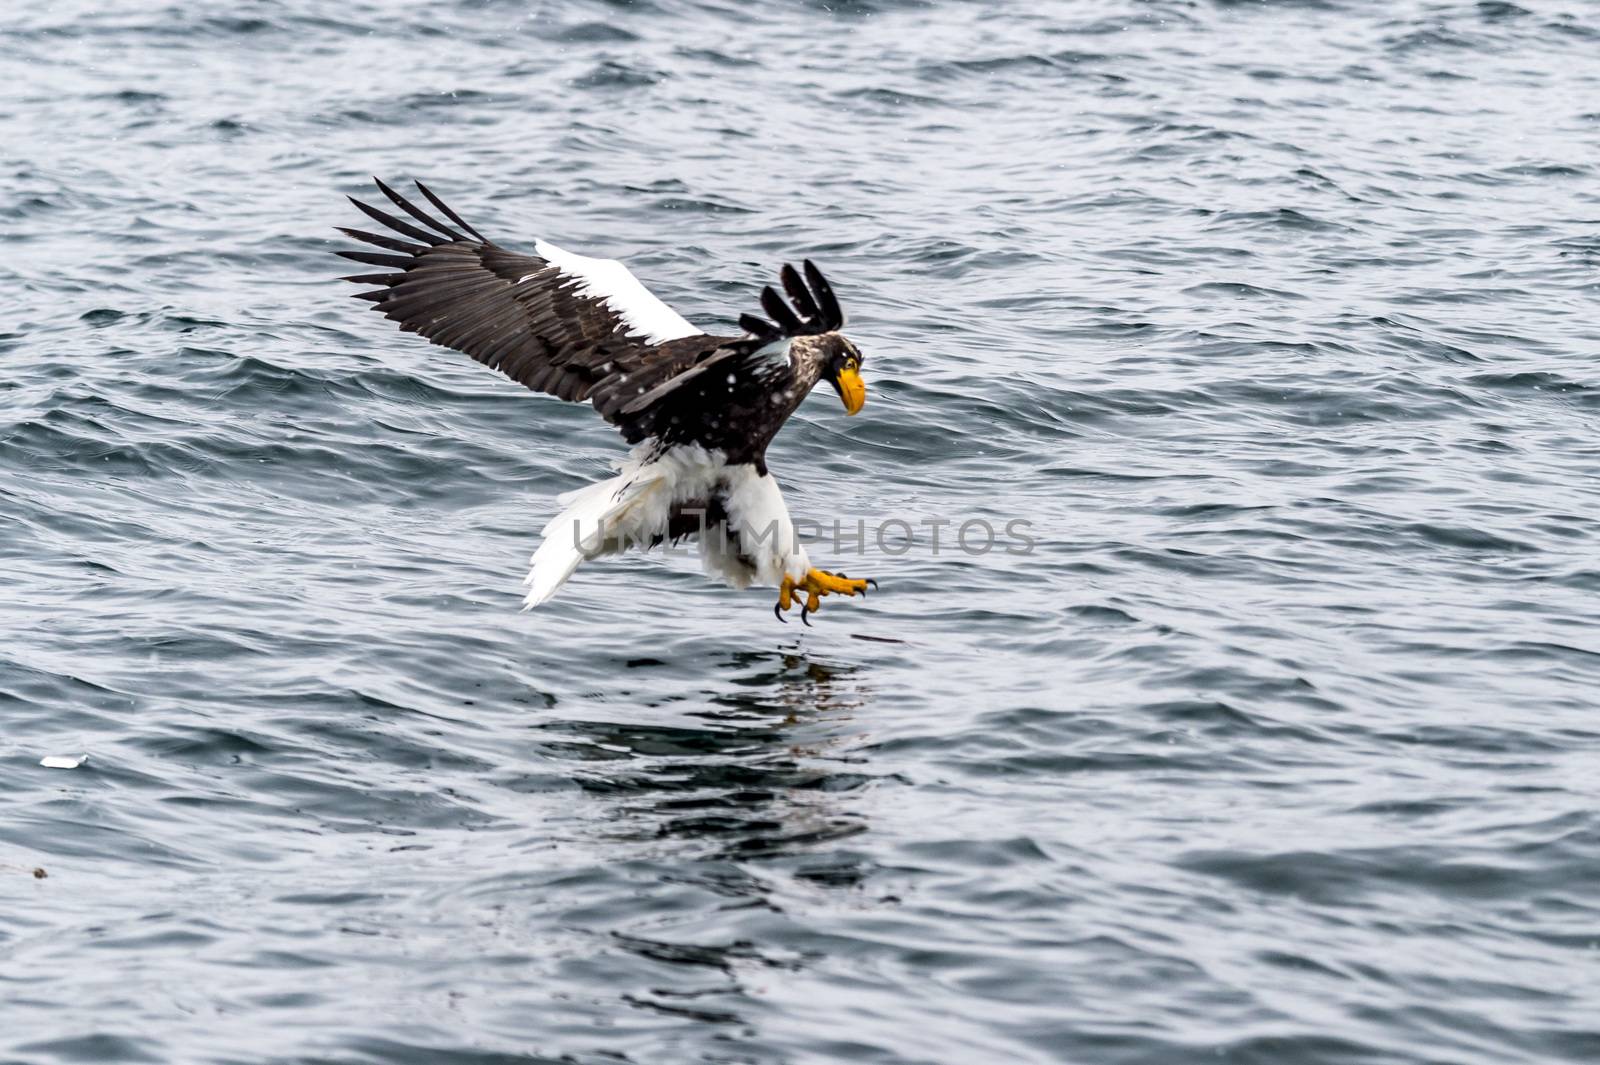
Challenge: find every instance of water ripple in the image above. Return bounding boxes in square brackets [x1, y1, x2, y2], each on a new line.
[4, 0, 1600, 1062]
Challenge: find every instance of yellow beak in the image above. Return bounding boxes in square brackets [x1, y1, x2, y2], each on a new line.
[837, 366, 866, 415]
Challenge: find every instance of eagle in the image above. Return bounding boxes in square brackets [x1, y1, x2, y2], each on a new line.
[336, 178, 876, 624]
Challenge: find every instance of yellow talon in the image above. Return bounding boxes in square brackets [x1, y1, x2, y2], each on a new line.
[774, 568, 877, 625]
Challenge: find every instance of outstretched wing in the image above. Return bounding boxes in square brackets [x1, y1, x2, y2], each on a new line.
[336, 178, 715, 417]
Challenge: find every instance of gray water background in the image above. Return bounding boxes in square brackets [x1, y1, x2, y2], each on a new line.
[3, 1, 1599, 1062]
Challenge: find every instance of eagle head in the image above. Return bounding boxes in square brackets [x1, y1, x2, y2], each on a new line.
[820, 333, 866, 416]
[739, 260, 864, 414]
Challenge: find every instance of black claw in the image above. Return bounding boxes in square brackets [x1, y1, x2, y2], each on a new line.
[800, 603, 813, 627]
[774, 601, 787, 623]
[865, 578, 879, 590]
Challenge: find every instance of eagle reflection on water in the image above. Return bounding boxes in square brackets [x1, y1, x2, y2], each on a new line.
[533, 650, 875, 867]
[515, 650, 893, 1041]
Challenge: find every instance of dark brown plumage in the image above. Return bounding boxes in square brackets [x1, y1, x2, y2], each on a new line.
[336, 178, 858, 472]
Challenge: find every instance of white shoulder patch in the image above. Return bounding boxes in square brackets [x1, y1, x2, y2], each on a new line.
[753, 337, 794, 365]
[532, 239, 701, 344]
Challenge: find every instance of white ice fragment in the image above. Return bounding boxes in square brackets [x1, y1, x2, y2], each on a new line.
[40, 754, 87, 770]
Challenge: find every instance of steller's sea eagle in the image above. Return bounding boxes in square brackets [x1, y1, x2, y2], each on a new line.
[336, 178, 876, 624]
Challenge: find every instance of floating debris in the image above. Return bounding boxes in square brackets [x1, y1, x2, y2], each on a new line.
[39, 754, 88, 769]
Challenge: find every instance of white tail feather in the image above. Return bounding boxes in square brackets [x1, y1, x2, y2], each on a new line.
[520, 444, 810, 610]
[522, 481, 611, 609]
[523, 469, 659, 608]
[521, 445, 716, 609]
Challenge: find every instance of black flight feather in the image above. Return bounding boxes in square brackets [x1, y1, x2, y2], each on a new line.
[337, 249, 417, 269]
[414, 179, 488, 243]
[780, 263, 820, 323]
[760, 286, 804, 334]
[739, 313, 779, 339]
[346, 196, 445, 248]
[803, 260, 843, 331]
[337, 226, 425, 255]
[373, 177, 463, 242]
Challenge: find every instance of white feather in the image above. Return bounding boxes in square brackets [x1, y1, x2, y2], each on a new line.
[522, 444, 809, 609]
[530, 239, 700, 344]
[716, 465, 810, 588]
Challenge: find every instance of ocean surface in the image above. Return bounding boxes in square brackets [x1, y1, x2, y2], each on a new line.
[4, 1, 1599, 1062]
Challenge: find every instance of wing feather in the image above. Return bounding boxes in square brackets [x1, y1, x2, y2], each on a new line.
[346, 195, 444, 247]
[414, 179, 489, 242]
[373, 176, 463, 241]
[780, 263, 820, 321]
[336, 250, 416, 269]
[335, 178, 720, 425]
[760, 286, 805, 334]
[337, 227, 426, 254]
[735, 261, 846, 339]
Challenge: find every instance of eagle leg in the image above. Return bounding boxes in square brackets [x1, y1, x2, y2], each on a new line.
[774, 569, 875, 623]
